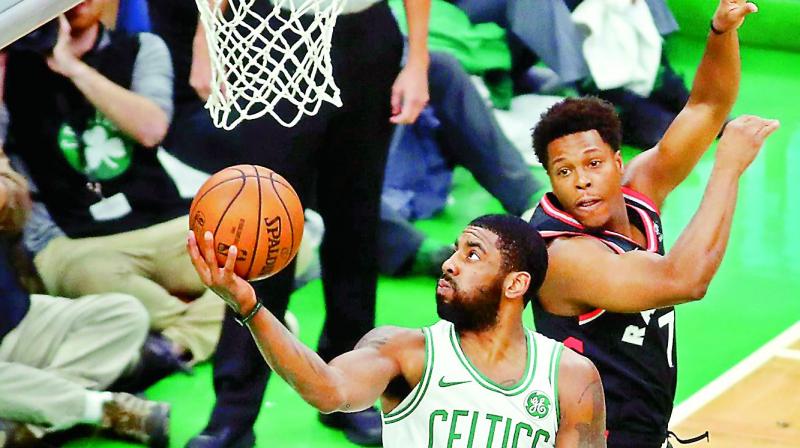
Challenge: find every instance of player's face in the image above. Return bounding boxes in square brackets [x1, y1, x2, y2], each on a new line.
[546, 130, 624, 229]
[66, 0, 105, 32]
[436, 226, 506, 332]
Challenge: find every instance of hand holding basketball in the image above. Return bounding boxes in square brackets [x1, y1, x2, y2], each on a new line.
[189, 165, 304, 281]
[187, 230, 257, 316]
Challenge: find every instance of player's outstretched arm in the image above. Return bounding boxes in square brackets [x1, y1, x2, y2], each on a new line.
[555, 349, 606, 448]
[541, 116, 779, 315]
[187, 230, 415, 413]
[623, 0, 758, 209]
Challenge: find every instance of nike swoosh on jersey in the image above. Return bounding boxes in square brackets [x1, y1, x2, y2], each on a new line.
[438, 377, 471, 388]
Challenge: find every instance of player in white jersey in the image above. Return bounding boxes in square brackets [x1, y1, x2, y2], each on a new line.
[187, 214, 606, 446]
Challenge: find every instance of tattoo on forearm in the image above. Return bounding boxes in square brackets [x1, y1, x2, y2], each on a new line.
[575, 379, 605, 447]
[290, 338, 324, 377]
[256, 328, 308, 388]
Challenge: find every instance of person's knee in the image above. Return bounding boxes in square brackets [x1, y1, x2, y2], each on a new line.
[98, 293, 150, 341]
[58, 253, 136, 297]
[431, 51, 462, 75]
[429, 52, 469, 91]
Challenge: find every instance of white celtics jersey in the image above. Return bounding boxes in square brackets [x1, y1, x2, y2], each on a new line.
[382, 320, 564, 448]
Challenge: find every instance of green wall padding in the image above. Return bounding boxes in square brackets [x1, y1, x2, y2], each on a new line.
[667, 0, 800, 52]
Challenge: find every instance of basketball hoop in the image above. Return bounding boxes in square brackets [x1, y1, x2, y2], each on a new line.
[195, 0, 346, 130]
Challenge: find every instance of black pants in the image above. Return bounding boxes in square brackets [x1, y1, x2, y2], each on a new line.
[188, 1, 403, 433]
[377, 52, 540, 274]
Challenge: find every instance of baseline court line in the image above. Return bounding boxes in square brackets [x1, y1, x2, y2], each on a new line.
[670, 321, 800, 426]
[774, 348, 800, 361]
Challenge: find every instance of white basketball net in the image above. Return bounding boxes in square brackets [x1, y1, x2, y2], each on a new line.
[195, 0, 346, 129]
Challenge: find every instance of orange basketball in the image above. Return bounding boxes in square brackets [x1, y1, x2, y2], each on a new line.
[189, 165, 304, 281]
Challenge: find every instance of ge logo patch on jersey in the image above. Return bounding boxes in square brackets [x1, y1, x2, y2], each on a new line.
[525, 391, 551, 418]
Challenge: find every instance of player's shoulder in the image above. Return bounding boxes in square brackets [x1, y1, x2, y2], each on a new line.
[557, 347, 606, 438]
[547, 234, 617, 263]
[355, 326, 425, 354]
[558, 346, 600, 381]
[530, 330, 562, 350]
[557, 347, 602, 408]
[357, 326, 428, 379]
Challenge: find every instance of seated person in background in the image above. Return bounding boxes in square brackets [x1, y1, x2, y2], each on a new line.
[11, 154, 204, 392]
[188, 214, 607, 447]
[0, 138, 170, 447]
[450, 0, 691, 149]
[0, 0, 223, 371]
[379, 51, 543, 277]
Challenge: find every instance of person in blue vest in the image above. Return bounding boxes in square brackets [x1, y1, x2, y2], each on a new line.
[527, 1, 776, 446]
[449, 0, 691, 150]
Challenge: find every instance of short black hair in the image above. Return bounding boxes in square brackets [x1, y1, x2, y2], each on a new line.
[468, 214, 548, 306]
[532, 97, 622, 168]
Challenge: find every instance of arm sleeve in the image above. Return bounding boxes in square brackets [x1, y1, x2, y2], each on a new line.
[131, 32, 175, 122]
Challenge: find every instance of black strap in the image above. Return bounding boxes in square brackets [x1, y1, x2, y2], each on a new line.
[710, 19, 725, 35]
[235, 301, 263, 326]
[668, 430, 710, 445]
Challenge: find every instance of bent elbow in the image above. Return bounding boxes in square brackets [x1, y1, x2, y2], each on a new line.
[681, 276, 711, 302]
[138, 121, 169, 148]
[663, 259, 710, 303]
[309, 387, 348, 414]
[687, 283, 709, 302]
[315, 401, 339, 414]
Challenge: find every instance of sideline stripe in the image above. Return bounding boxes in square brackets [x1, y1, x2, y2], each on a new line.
[774, 348, 800, 361]
[670, 321, 800, 426]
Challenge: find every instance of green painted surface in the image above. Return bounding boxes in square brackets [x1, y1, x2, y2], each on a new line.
[67, 35, 800, 448]
[662, 35, 800, 402]
[667, 0, 800, 52]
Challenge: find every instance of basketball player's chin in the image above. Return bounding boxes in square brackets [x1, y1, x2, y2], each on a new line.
[572, 204, 609, 228]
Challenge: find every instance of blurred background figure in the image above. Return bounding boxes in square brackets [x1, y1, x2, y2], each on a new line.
[141, 0, 431, 446]
[0, 123, 170, 446]
[448, 0, 690, 149]
[1, 0, 224, 382]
